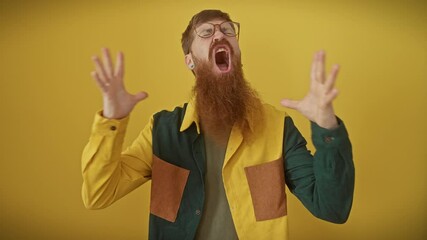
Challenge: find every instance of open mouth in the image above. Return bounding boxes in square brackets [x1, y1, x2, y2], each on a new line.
[213, 46, 231, 73]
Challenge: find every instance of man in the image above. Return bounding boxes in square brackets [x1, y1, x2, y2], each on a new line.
[82, 9, 354, 240]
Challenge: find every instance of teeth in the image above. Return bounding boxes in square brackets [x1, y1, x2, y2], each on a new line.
[216, 47, 227, 53]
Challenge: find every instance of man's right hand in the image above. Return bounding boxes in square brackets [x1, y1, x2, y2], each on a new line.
[90, 48, 148, 119]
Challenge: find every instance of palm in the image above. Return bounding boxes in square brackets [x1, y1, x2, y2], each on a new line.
[281, 51, 339, 129]
[91, 48, 148, 119]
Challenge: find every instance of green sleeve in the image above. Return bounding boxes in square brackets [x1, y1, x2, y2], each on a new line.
[283, 116, 355, 223]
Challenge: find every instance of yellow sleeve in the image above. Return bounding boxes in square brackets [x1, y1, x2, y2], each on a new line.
[81, 111, 153, 209]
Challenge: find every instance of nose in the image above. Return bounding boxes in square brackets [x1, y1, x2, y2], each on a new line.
[212, 25, 225, 42]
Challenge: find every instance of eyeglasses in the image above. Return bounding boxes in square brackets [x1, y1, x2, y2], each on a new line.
[194, 21, 240, 39]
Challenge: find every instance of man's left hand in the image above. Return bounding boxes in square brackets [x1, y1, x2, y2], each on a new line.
[281, 50, 339, 130]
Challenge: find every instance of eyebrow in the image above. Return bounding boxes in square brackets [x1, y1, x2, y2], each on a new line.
[196, 20, 228, 26]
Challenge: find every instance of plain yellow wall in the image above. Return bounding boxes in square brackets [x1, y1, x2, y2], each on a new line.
[1, 0, 426, 239]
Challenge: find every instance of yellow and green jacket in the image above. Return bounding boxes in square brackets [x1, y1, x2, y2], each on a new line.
[81, 99, 354, 239]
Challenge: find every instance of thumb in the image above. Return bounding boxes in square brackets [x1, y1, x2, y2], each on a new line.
[134, 91, 149, 102]
[280, 98, 299, 110]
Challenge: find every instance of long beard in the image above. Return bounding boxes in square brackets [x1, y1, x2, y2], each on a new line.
[192, 49, 263, 143]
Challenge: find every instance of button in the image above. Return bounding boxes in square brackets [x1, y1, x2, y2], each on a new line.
[195, 209, 201, 215]
[110, 126, 117, 131]
[324, 136, 334, 143]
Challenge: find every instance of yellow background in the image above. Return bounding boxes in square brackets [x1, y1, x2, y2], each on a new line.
[1, 0, 426, 239]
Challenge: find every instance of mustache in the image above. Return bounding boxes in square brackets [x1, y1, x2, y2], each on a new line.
[208, 39, 234, 61]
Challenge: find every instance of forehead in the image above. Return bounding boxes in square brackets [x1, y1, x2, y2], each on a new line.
[196, 18, 227, 27]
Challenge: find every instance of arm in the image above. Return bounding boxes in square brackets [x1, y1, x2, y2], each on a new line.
[81, 113, 153, 209]
[280, 50, 354, 222]
[82, 48, 151, 209]
[283, 116, 354, 223]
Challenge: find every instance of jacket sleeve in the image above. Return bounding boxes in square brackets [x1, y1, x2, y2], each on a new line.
[283, 116, 355, 223]
[81, 111, 153, 209]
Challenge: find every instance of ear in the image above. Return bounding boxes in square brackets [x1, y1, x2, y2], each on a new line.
[185, 53, 195, 70]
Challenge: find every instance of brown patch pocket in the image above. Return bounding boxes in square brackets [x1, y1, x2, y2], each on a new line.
[244, 157, 287, 221]
[150, 155, 190, 222]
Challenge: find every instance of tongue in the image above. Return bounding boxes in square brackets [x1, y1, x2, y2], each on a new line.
[217, 63, 228, 71]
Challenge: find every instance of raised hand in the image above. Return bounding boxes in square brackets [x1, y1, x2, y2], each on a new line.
[91, 48, 148, 119]
[281, 50, 339, 129]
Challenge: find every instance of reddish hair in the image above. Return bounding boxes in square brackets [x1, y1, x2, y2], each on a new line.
[181, 9, 233, 55]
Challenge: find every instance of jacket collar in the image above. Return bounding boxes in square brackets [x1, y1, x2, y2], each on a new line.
[179, 97, 201, 134]
[179, 97, 259, 136]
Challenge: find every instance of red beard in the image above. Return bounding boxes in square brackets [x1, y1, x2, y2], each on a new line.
[192, 40, 263, 143]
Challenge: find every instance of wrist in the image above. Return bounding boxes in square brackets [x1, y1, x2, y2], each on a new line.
[102, 106, 128, 120]
[102, 97, 130, 119]
[316, 115, 338, 129]
[315, 107, 338, 129]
